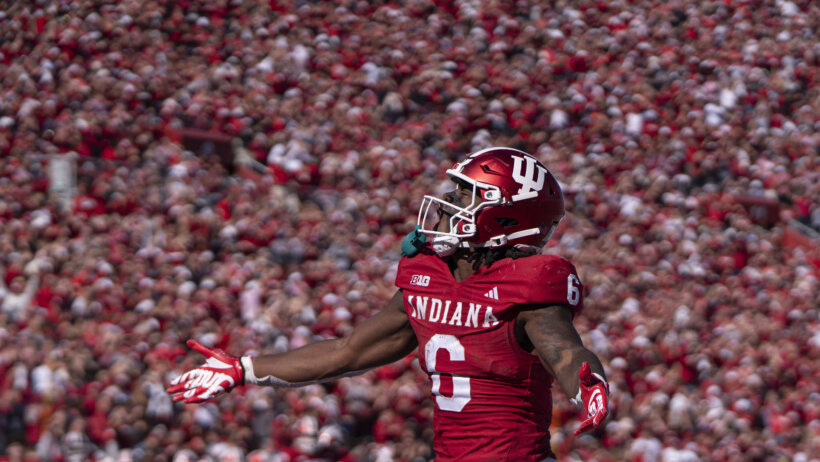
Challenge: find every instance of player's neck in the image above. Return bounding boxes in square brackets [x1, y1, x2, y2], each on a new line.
[447, 250, 477, 282]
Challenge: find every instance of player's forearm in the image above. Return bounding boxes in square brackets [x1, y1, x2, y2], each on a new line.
[246, 338, 356, 386]
[551, 347, 606, 400]
[520, 305, 607, 399]
[244, 290, 415, 387]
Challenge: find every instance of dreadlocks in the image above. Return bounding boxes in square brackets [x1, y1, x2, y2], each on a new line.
[466, 246, 539, 271]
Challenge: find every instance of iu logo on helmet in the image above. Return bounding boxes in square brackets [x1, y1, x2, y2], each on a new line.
[511, 156, 547, 201]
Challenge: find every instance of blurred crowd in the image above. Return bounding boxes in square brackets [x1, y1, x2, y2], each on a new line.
[1, 0, 820, 461]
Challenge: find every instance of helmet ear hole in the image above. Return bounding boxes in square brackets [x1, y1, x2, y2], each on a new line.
[484, 190, 501, 201]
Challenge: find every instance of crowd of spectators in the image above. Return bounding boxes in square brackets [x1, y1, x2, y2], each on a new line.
[1, 0, 820, 460]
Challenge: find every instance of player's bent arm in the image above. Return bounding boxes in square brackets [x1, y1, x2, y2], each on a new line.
[519, 304, 610, 434]
[518, 304, 606, 400]
[247, 289, 417, 386]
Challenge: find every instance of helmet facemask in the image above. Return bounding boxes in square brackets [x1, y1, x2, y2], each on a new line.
[417, 176, 503, 256]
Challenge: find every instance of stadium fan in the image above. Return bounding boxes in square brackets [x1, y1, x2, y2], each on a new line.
[167, 147, 609, 461]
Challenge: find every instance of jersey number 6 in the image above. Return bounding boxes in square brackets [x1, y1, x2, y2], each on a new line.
[424, 334, 471, 412]
[567, 274, 581, 306]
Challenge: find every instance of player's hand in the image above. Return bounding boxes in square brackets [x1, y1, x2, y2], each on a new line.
[166, 340, 245, 403]
[573, 361, 609, 435]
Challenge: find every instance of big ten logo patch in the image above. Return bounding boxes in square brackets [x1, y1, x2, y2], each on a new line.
[410, 274, 431, 287]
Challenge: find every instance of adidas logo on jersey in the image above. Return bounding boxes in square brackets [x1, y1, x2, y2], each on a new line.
[484, 287, 499, 300]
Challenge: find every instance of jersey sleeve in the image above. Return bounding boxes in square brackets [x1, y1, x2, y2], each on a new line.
[395, 255, 412, 290]
[394, 245, 436, 291]
[527, 256, 584, 316]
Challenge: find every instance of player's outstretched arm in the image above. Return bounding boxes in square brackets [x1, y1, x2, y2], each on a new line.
[519, 305, 609, 434]
[247, 289, 417, 385]
[167, 290, 417, 403]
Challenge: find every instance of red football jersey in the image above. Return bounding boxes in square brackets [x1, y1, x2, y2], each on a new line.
[395, 247, 583, 461]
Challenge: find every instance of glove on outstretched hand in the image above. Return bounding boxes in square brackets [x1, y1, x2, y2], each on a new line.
[573, 361, 610, 435]
[166, 340, 246, 404]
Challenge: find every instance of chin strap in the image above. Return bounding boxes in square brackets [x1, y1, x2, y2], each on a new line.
[431, 235, 460, 256]
[402, 228, 473, 258]
[433, 237, 544, 258]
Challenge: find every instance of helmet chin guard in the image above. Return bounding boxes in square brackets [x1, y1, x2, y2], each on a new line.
[431, 235, 460, 257]
[416, 147, 565, 253]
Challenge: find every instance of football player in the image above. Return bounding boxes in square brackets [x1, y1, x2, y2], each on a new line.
[167, 147, 609, 461]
